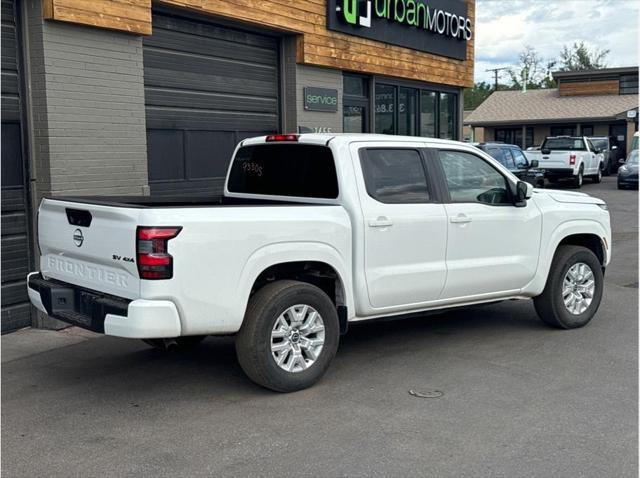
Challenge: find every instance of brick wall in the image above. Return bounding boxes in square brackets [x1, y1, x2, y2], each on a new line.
[24, 1, 149, 198]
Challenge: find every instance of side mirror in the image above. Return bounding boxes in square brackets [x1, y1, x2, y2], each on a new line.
[529, 159, 539, 168]
[514, 181, 533, 207]
[619, 158, 626, 164]
[541, 148, 551, 155]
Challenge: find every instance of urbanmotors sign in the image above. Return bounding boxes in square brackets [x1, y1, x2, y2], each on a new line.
[327, 0, 472, 60]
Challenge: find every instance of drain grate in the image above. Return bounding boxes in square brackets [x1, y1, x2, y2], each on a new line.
[409, 389, 443, 399]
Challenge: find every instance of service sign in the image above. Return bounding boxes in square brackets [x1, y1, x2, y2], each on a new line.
[327, 0, 471, 61]
[304, 87, 339, 112]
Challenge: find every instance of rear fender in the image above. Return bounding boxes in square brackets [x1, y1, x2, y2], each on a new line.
[232, 242, 353, 331]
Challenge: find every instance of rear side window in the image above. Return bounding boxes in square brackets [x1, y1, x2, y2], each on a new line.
[227, 144, 338, 199]
[360, 149, 430, 203]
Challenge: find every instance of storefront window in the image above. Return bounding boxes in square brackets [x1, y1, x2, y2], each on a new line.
[495, 127, 534, 148]
[375, 84, 396, 135]
[374, 82, 458, 138]
[343, 105, 366, 133]
[439, 93, 456, 139]
[550, 125, 576, 136]
[343, 74, 369, 133]
[420, 91, 436, 138]
[398, 87, 417, 136]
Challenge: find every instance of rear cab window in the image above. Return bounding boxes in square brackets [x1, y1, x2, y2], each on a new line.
[543, 138, 586, 151]
[227, 144, 338, 199]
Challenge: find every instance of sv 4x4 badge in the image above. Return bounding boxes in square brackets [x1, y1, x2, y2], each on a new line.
[112, 255, 135, 263]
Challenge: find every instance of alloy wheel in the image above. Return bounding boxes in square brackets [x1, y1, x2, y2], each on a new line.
[271, 304, 325, 373]
[562, 262, 595, 315]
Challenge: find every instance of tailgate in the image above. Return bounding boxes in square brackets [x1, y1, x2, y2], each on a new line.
[537, 151, 572, 169]
[38, 199, 142, 299]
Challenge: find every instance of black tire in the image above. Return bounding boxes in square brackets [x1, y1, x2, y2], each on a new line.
[142, 335, 207, 351]
[235, 280, 339, 392]
[591, 165, 602, 183]
[572, 166, 584, 188]
[534, 245, 604, 329]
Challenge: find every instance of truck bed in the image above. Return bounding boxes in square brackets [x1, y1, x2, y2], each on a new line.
[49, 195, 323, 209]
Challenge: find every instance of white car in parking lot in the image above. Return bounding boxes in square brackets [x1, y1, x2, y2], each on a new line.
[525, 136, 604, 188]
[28, 134, 611, 391]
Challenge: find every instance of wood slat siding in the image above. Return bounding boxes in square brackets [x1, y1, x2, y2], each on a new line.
[42, 0, 475, 87]
[560, 80, 620, 97]
[43, 0, 152, 35]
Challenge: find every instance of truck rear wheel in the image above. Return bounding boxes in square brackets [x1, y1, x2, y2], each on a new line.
[572, 166, 584, 188]
[236, 280, 339, 392]
[534, 245, 603, 329]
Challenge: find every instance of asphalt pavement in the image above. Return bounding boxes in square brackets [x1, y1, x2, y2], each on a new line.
[2, 176, 638, 477]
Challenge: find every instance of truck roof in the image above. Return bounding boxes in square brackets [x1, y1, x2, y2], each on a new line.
[240, 133, 468, 148]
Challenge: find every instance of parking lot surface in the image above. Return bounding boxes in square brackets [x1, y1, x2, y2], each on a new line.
[2, 177, 637, 477]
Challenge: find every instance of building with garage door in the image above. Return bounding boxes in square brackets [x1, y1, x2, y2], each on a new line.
[1, 0, 474, 331]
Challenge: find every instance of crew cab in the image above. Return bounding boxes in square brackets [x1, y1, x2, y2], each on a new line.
[525, 136, 604, 188]
[28, 134, 612, 392]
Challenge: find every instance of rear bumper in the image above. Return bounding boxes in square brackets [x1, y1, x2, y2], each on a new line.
[27, 272, 181, 338]
[544, 168, 576, 179]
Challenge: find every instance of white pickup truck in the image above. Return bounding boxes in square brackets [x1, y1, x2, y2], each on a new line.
[28, 134, 611, 392]
[525, 136, 604, 188]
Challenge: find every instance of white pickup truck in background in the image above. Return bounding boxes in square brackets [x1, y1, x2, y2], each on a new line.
[28, 134, 611, 392]
[525, 136, 604, 188]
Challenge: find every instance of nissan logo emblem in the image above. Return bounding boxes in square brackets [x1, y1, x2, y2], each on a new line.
[73, 228, 84, 247]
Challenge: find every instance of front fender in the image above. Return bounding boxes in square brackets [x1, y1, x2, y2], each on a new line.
[522, 219, 610, 296]
[231, 242, 354, 331]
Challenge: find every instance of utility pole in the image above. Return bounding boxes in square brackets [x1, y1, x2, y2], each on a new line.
[485, 67, 509, 91]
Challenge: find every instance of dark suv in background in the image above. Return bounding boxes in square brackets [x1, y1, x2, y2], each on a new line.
[588, 136, 623, 175]
[474, 142, 545, 188]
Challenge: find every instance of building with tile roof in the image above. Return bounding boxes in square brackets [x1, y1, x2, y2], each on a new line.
[465, 67, 639, 155]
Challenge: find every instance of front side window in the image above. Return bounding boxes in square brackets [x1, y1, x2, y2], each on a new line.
[511, 148, 529, 168]
[487, 147, 515, 169]
[438, 150, 511, 205]
[360, 149, 430, 203]
[228, 144, 338, 198]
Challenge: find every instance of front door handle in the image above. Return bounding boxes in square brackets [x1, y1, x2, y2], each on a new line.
[368, 217, 393, 228]
[450, 214, 472, 224]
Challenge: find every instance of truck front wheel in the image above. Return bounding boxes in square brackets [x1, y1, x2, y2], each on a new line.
[236, 280, 339, 392]
[534, 245, 603, 329]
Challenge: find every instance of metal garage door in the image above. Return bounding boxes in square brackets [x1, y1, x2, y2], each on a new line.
[143, 9, 280, 196]
[1, 0, 32, 332]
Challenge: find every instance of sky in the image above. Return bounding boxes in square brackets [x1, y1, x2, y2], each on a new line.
[474, 0, 640, 84]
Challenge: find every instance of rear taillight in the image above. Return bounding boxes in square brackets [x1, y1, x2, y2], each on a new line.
[266, 134, 298, 142]
[569, 154, 577, 165]
[136, 226, 182, 280]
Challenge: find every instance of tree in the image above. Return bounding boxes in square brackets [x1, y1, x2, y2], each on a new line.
[506, 45, 554, 90]
[464, 81, 493, 110]
[558, 41, 610, 71]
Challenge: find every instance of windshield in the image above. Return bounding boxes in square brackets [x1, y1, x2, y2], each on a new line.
[627, 150, 639, 165]
[590, 139, 608, 151]
[543, 138, 586, 151]
[632, 134, 639, 151]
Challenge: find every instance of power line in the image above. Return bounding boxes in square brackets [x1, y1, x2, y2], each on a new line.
[485, 67, 509, 91]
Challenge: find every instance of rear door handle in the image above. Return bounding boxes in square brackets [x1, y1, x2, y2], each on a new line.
[368, 217, 393, 228]
[450, 214, 472, 224]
